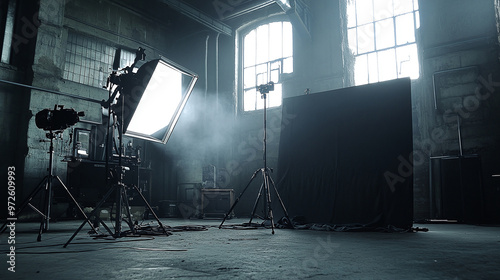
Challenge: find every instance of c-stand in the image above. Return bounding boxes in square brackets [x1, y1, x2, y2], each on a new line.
[219, 82, 293, 234]
[64, 52, 169, 247]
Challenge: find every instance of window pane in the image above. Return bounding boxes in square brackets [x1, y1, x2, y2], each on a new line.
[256, 24, 269, 64]
[120, 49, 135, 69]
[271, 69, 280, 83]
[415, 11, 420, 29]
[256, 63, 268, 85]
[355, 54, 368, 85]
[244, 30, 256, 67]
[347, 0, 356, 28]
[283, 57, 293, 74]
[271, 61, 281, 82]
[271, 60, 281, 71]
[375, 18, 395, 50]
[368, 52, 378, 83]
[373, 0, 393, 21]
[244, 89, 257, 111]
[269, 83, 282, 108]
[394, 0, 413, 15]
[348, 28, 357, 54]
[396, 13, 415, 45]
[244, 66, 256, 89]
[269, 22, 282, 60]
[357, 24, 375, 54]
[283, 21, 293, 57]
[356, 0, 373, 25]
[396, 44, 419, 79]
[378, 48, 396, 82]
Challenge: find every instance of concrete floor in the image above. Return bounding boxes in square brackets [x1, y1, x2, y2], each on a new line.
[1, 218, 500, 280]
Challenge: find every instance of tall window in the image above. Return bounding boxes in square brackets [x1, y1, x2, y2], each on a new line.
[243, 21, 293, 112]
[347, 0, 420, 85]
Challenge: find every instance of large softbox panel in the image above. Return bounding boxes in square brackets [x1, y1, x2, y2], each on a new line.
[276, 78, 413, 230]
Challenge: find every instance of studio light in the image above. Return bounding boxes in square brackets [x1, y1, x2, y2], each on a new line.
[35, 104, 85, 131]
[66, 52, 196, 244]
[115, 57, 198, 144]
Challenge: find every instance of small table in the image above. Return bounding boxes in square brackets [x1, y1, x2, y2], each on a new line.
[200, 189, 234, 218]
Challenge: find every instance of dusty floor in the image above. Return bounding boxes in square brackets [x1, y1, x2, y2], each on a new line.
[1, 218, 500, 279]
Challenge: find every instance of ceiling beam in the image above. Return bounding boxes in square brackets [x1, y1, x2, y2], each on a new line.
[159, 0, 232, 36]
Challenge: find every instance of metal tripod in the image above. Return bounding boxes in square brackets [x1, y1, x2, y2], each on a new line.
[64, 89, 169, 247]
[0, 131, 98, 241]
[219, 83, 292, 234]
[63, 164, 170, 247]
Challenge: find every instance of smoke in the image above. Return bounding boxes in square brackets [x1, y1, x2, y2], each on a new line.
[167, 86, 236, 160]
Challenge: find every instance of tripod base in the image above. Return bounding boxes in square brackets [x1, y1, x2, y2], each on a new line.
[64, 181, 170, 247]
[219, 168, 293, 234]
[0, 175, 97, 241]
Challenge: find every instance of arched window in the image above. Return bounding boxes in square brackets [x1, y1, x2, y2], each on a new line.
[242, 21, 293, 111]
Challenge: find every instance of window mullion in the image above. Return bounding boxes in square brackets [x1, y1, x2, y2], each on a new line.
[281, 21, 284, 60]
[254, 28, 258, 110]
[393, 16, 398, 78]
[366, 54, 370, 84]
[356, 27, 359, 55]
[393, 16, 397, 47]
[354, 0, 358, 27]
[372, 22, 376, 51]
[371, 0, 375, 25]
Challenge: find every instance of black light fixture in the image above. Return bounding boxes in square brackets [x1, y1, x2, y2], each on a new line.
[114, 56, 198, 144]
[35, 105, 85, 132]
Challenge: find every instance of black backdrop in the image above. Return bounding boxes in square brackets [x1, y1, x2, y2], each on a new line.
[276, 78, 413, 230]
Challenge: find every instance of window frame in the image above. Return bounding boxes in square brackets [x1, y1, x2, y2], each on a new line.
[347, 0, 420, 85]
[236, 15, 293, 114]
[63, 30, 136, 88]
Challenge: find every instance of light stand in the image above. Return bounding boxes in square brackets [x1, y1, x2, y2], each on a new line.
[219, 82, 293, 234]
[64, 49, 170, 247]
[0, 129, 98, 241]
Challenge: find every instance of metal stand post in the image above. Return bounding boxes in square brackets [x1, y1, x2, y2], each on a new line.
[219, 83, 292, 234]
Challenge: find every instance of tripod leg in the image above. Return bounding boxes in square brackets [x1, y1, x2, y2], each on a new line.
[27, 204, 48, 218]
[131, 184, 171, 236]
[263, 173, 275, 234]
[268, 173, 293, 229]
[121, 187, 135, 235]
[248, 181, 265, 225]
[0, 176, 49, 234]
[219, 169, 260, 229]
[64, 184, 117, 247]
[55, 176, 99, 234]
[37, 177, 53, 241]
[114, 184, 124, 237]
